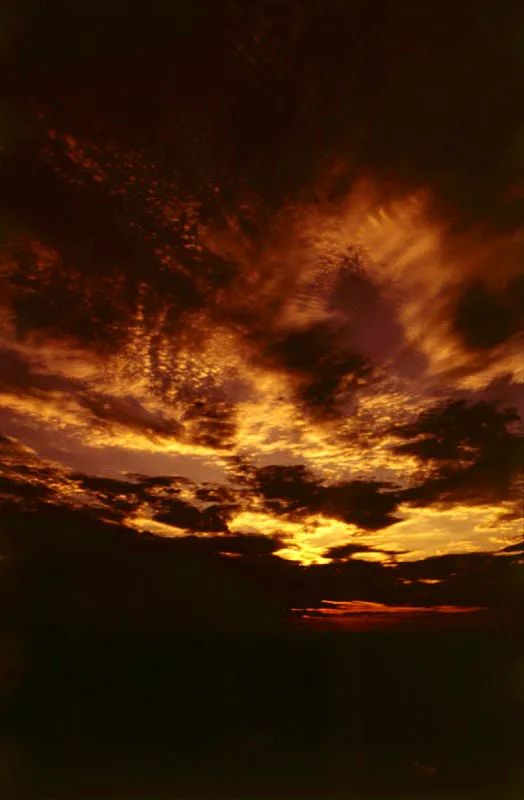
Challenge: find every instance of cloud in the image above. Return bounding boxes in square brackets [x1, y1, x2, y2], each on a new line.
[79, 393, 184, 439]
[258, 321, 372, 419]
[181, 398, 237, 449]
[501, 540, 524, 554]
[249, 464, 400, 531]
[361, 502, 523, 564]
[7, 2, 522, 215]
[0, 347, 82, 396]
[0, 473, 53, 507]
[286, 187, 524, 393]
[0, 431, 78, 511]
[323, 542, 375, 561]
[153, 500, 232, 534]
[0, 1, 522, 611]
[1, 432, 522, 630]
[0, 340, 239, 456]
[0, 147, 216, 353]
[325, 542, 408, 562]
[392, 399, 523, 508]
[394, 549, 524, 611]
[163, 532, 284, 558]
[453, 276, 524, 352]
[321, 481, 400, 531]
[299, 599, 487, 620]
[249, 464, 320, 514]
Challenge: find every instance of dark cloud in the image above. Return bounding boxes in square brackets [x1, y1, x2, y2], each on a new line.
[0, 346, 190, 442]
[2, 154, 142, 351]
[71, 474, 138, 495]
[261, 322, 371, 418]
[251, 464, 400, 531]
[251, 464, 321, 514]
[393, 399, 520, 462]
[1, 496, 521, 630]
[0, 431, 26, 452]
[327, 256, 405, 362]
[322, 481, 400, 531]
[167, 532, 284, 558]
[0, 443, 522, 626]
[453, 276, 524, 352]
[0, 345, 238, 455]
[80, 393, 183, 439]
[66, 472, 141, 516]
[126, 473, 193, 491]
[0, 473, 53, 507]
[324, 542, 375, 560]
[6, 1, 522, 227]
[298, 558, 401, 608]
[153, 499, 232, 534]
[0, 0, 521, 620]
[0, 347, 81, 395]
[194, 483, 236, 504]
[4, 1, 520, 458]
[1, 147, 232, 353]
[395, 550, 524, 610]
[0, 432, 66, 514]
[325, 542, 409, 562]
[393, 399, 523, 507]
[70, 472, 239, 524]
[501, 539, 524, 554]
[181, 399, 237, 449]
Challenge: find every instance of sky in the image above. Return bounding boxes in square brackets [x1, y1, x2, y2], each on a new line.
[0, 0, 523, 628]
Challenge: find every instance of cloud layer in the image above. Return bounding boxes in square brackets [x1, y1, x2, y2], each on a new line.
[0, 0, 522, 623]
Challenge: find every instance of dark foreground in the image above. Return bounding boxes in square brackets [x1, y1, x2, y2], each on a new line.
[2, 627, 523, 799]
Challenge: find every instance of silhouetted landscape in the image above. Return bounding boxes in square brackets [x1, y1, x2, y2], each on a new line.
[1, 495, 523, 797]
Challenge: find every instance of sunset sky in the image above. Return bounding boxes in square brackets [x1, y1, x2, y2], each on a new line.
[0, 0, 523, 628]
